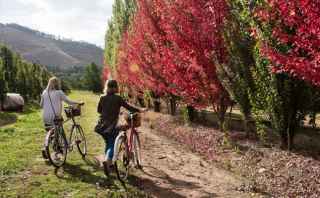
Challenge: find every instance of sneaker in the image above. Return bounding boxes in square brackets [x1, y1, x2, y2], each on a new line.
[42, 150, 48, 160]
[103, 161, 109, 177]
[109, 164, 115, 172]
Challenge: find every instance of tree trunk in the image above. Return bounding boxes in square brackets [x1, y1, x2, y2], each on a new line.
[280, 111, 297, 150]
[187, 105, 195, 122]
[153, 98, 161, 112]
[214, 102, 228, 132]
[169, 96, 177, 115]
[213, 95, 229, 132]
[154, 101, 161, 112]
[287, 114, 298, 151]
[243, 112, 252, 138]
[218, 110, 226, 132]
[146, 97, 152, 109]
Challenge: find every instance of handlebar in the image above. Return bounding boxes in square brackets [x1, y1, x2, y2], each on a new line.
[64, 103, 84, 109]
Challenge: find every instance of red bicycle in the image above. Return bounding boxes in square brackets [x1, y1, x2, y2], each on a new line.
[113, 112, 142, 182]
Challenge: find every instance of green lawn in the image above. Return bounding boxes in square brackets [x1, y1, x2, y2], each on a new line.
[0, 91, 148, 198]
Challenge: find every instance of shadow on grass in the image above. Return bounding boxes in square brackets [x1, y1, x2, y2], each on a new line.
[21, 104, 39, 115]
[0, 104, 39, 127]
[54, 162, 120, 190]
[81, 154, 101, 171]
[127, 166, 218, 198]
[0, 112, 17, 127]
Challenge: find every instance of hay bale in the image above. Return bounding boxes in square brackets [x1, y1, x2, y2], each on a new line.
[1, 93, 25, 112]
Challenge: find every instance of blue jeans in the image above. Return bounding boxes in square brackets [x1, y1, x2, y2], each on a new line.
[104, 129, 118, 161]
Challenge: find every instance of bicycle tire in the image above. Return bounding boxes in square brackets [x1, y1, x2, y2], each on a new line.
[132, 133, 142, 169]
[74, 125, 87, 157]
[45, 128, 68, 168]
[113, 135, 130, 182]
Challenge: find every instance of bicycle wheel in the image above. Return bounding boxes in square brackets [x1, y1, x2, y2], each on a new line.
[114, 135, 130, 181]
[73, 125, 87, 157]
[45, 128, 68, 168]
[132, 133, 142, 169]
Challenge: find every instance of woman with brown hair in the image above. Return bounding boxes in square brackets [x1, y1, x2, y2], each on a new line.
[97, 79, 145, 175]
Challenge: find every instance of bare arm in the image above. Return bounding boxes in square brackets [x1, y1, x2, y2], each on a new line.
[121, 98, 141, 113]
[59, 91, 78, 105]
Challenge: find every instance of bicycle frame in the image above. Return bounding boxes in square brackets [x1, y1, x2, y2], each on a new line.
[112, 113, 140, 162]
[46, 108, 81, 149]
[45, 119, 66, 150]
[128, 127, 138, 153]
[67, 116, 80, 145]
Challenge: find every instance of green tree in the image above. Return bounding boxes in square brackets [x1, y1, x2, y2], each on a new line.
[104, 0, 137, 75]
[84, 62, 103, 93]
[16, 61, 28, 99]
[0, 46, 17, 92]
[0, 58, 7, 104]
[216, 0, 256, 136]
[0, 44, 53, 102]
[234, 0, 318, 149]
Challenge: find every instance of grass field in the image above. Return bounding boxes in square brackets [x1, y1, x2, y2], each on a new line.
[0, 91, 148, 198]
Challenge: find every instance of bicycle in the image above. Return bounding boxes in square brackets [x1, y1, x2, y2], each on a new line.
[44, 103, 87, 168]
[113, 112, 142, 182]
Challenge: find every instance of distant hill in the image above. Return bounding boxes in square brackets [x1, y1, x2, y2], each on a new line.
[0, 23, 103, 70]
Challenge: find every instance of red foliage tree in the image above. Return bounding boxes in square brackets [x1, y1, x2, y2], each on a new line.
[154, 0, 231, 111]
[116, 0, 231, 129]
[116, 0, 179, 96]
[256, 0, 320, 86]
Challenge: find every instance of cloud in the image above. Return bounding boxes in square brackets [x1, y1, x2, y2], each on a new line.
[0, 0, 114, 47]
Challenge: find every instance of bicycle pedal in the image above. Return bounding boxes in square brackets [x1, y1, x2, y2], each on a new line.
[75, 140, 81, 144]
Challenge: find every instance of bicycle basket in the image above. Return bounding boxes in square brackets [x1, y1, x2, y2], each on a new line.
[125, 113, 141, 127]
[65, 106, 81, 118]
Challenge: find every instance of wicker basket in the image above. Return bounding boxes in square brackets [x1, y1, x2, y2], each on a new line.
[125, 113, 141, 128]
[65, 106, 81, 118]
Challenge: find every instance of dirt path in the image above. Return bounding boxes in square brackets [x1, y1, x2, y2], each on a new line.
[133, 126, 260, 198]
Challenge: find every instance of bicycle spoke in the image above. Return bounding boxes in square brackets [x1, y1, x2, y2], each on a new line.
[114, 136, 130, 181]
[74, 125, 87, 157]
[45, 128, 68, 167]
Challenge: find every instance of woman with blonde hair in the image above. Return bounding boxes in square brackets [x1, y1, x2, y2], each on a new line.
[40, 77, 83, 158]
[97, 79, 146, 175]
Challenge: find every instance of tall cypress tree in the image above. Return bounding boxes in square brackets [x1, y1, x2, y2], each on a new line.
[104, 0, 137, 75]
[0, 46, 17, 92]
[0, 58, 7, 104]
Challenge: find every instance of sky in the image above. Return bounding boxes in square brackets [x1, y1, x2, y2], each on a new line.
[0, 0, 115, 48]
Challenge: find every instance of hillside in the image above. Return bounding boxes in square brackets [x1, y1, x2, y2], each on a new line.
[0, 23, 103, 69]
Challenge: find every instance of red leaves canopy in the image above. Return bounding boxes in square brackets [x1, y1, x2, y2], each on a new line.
[116, 0, 230, 107]
[257, 0, 320, 85]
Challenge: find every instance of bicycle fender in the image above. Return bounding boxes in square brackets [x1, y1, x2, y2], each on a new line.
[112, 131, 126, 163]
[44, 129, 54, 147]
